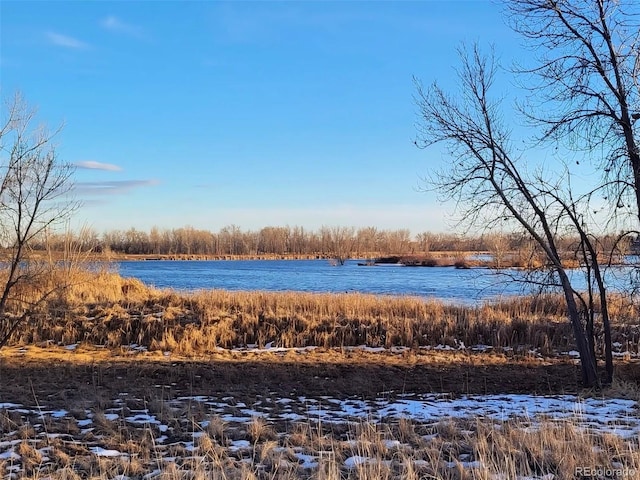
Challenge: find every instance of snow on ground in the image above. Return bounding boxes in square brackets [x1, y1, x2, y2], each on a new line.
[207, 342, 640, 358]
[169, 392, 640, 439]
[89, 446, 127, 457]
[0, 391, 638, 478]
[1, 392, 638, 440]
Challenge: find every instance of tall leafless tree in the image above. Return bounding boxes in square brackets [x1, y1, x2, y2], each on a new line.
[0, 93, 76, 349]
[414, 45, 615, 386]
[505, 0, 640, 225]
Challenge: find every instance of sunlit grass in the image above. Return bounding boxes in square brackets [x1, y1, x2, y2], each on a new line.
[1, 409, 638, 480]
[2, 267, 639, 479]
[0, 268, 640, 355]
[3, 268, 639, 357]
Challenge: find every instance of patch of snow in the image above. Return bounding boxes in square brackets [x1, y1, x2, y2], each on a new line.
[228, 440, 251, 451]
[613, 351, 635, 358]
[471, 344, 493, 352]
[563, 350, 581, 358]
[0, 440, 21, 449]
[126, 413, 160, 425]
[90, 447, 126, 457]
[278, 412, 306, 421]
[446, 460, 483, 468]
[344, 455, 369, 468]
[383, 439, 401, 448]
[0, 450, 20, 461]
[221, 414, 254, 423]
[230, 344, 317, 354]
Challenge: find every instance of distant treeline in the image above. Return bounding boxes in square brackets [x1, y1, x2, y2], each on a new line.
[35, 225, 630, 259]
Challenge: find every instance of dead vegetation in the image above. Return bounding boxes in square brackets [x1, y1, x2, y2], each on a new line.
[2, 269, 639, 359]
[0, 401, 638, 480]
[1, 269, 639, 479]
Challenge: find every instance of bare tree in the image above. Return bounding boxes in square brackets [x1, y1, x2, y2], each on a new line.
[415, 232, 432, 254]
[415, 45, 615, 387]
[356, 226, 380, 255]
[384, 229, 412, 254]
[0, 93, 76, 349]
[485, 232, 511, 269]
[323, 226, 356, 266]
[505, 0, 640, 224]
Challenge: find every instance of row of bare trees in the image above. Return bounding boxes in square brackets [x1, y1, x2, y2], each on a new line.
[41, 226, 410, 256]
[39, 226, 453, 256]
[35, 225, 631, 259]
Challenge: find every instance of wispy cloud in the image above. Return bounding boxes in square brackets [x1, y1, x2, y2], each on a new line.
[75, 161, 123, 172]
[75, 179, 158, 196]
[46, 31, 90, 49]
[100, 15, 145, 38]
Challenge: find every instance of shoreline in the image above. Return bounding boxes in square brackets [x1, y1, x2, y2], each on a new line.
[28, 250, 631, 269]
[87, 251, 515, 269]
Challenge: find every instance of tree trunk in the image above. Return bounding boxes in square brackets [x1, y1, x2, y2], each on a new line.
[558, 270, 599, 387]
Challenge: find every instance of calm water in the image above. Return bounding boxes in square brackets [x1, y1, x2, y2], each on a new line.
[116, 259, 581, 303]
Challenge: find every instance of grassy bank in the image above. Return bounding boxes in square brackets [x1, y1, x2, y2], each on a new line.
[31, 249, 569, 269]
[4, 269, 639, 357]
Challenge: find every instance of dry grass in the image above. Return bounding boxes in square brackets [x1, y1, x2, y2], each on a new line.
[3, 269, 639, 358]
[2, 266, 639, 479]
[1, 409, 638, 480]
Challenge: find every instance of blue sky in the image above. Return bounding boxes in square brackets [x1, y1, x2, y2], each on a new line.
[1, 0, 519, 234]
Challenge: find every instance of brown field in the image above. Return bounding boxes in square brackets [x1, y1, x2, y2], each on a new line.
[2, 346, 640, 479]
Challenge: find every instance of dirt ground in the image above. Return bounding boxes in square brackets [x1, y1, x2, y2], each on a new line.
[2, 346, 639, 410]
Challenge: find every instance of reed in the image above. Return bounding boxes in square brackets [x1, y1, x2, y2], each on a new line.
[3, 270, 639, 356]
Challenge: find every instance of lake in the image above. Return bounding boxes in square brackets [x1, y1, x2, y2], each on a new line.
[115, 259, 592, 303]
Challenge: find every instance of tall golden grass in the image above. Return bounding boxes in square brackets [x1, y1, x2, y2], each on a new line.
[3, 268, 638, 356]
